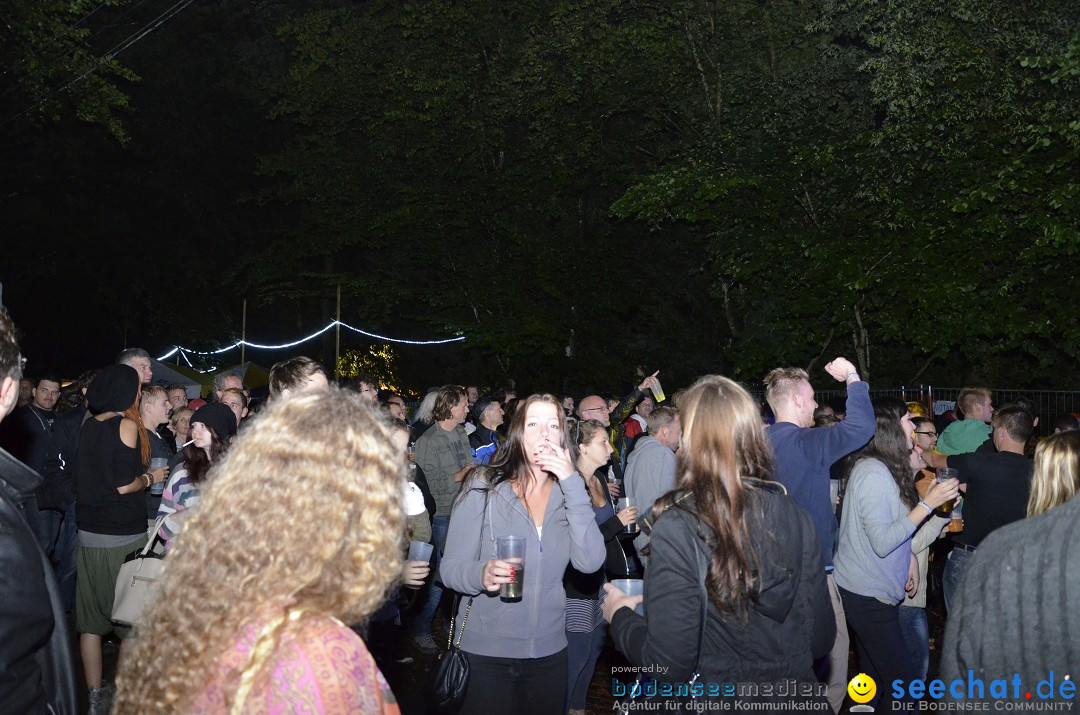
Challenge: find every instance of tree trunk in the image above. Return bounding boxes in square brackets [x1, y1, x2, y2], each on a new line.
[852, 304, 870, 381]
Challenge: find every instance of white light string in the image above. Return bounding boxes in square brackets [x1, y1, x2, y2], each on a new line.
[155, 320, 464, 362]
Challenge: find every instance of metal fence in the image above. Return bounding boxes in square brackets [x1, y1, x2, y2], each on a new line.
[749, 386, 1080, 438]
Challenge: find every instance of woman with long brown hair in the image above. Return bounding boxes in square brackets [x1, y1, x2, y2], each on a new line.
[602, 375, 834, 710]
[74, 364, 168, 713]
[834, 397, 958, 711]
[114, 386, 405, 713]
[439, 393, 605, 715]
[155, 402, 235, 550]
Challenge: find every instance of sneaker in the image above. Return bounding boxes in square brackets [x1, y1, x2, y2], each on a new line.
[412, 634, 439, 654]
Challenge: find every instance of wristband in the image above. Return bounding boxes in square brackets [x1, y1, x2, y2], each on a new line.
[916, 501, 933, 515]
[846, 372, 859, 382]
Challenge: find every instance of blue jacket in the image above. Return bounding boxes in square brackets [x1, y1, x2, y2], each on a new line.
[439, 469, 605, 659]
[766, 381, 874, 568]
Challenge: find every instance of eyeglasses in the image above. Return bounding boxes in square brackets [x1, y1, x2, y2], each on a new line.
[914, 431, 938, 438]
[582, 407, 606, 413]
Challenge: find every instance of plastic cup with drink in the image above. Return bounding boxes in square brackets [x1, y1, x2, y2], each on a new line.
[650, 379, 665, 404]
[935, 467, 958, 513]
[149, 458, 168, 496]
[617, 497, 637, 534]
[497, 536, 525, 602]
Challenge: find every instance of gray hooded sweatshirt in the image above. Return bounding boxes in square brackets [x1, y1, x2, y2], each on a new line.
[439, 469, 605, 659]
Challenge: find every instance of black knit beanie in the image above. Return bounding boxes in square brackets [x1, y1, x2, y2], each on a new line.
[190, 402, 237, 440]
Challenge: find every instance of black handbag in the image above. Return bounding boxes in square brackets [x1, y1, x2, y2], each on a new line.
[428, 490, 492, 714]
[427, 594, 473, 714]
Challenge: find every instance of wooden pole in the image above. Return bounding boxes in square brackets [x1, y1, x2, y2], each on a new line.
[335, 285, 342, 381]
[240, 299, 247, 377]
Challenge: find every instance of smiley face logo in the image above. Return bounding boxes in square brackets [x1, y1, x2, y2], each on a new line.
[848, 673, 877, 704]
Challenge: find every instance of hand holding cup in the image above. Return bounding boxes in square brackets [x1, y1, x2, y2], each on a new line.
[481, 559, 517, 592]
[602, 582, 644, 623]
[402, 560, 431, 588]
[616, 506, 638, 527]
[924, 477, 959, 510]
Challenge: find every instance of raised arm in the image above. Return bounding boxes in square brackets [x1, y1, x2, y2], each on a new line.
[795, 360, 875, 466]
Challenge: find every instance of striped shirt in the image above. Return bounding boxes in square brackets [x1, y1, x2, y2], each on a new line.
[156, 466, 200, 550]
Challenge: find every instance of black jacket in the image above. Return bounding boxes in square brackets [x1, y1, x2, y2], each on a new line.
[610, 482, 833, 705]
[0, 446, 77, 714]
[564, 472, 635, 599]
[38, 406, 88, 511]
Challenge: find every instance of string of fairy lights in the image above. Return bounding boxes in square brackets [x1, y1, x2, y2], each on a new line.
[155, 320, 464, 372]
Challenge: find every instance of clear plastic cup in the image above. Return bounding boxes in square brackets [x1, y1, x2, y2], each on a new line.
[149, 458, 168, 496]
[935, 467, 958, 512]
[617, 497, 637, 534]
[496, 536, 526, 601]
[408, 540, 434, 562]
[611, 578, 645, 616]
[650, 380, 666, 403]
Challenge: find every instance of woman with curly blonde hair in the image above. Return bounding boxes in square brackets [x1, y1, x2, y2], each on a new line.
[113, 386, 406, 714]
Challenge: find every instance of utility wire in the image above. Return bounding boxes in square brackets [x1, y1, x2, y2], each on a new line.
[0, 0, 162, 100]
[0, 0, 194, 130]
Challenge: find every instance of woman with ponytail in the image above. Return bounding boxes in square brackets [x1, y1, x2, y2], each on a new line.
[74, 364, 169, 713]
[602, 375, 834, 711]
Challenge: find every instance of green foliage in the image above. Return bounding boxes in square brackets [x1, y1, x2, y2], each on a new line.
[10, 0, 1075, 389]
[338, 344, 401, 391]
[1, 0, 139, 142]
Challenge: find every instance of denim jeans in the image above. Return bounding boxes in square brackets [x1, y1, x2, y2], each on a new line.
[54, 503, 78, 613]
[898, 605, 929, 681]
[566, 624, 607, 711]
[411, 514, 450, 637]
[942, 547, 973, 613]
[23, 496, 59, 553]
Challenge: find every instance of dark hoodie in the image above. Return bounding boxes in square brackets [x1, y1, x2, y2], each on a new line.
[609, 481, 833, 707]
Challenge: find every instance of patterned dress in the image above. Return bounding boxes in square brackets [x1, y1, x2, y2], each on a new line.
[191, 610, 401, 714]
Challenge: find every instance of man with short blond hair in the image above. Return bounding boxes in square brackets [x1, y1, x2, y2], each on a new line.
[764, 366, 811, 415]
[936, 388, 993, 455]
[765, 357, 874, 712]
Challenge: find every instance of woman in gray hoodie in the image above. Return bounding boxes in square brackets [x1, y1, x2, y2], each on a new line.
[439, 393, 605, 715]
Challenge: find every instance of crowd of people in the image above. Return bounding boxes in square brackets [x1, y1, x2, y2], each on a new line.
[1, 303, 1078, 714]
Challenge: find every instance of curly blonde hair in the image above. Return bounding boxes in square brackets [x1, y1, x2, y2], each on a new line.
[113, 385, 406, 712]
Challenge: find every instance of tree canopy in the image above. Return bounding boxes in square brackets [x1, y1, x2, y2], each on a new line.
[3, 0, 1077, 390]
